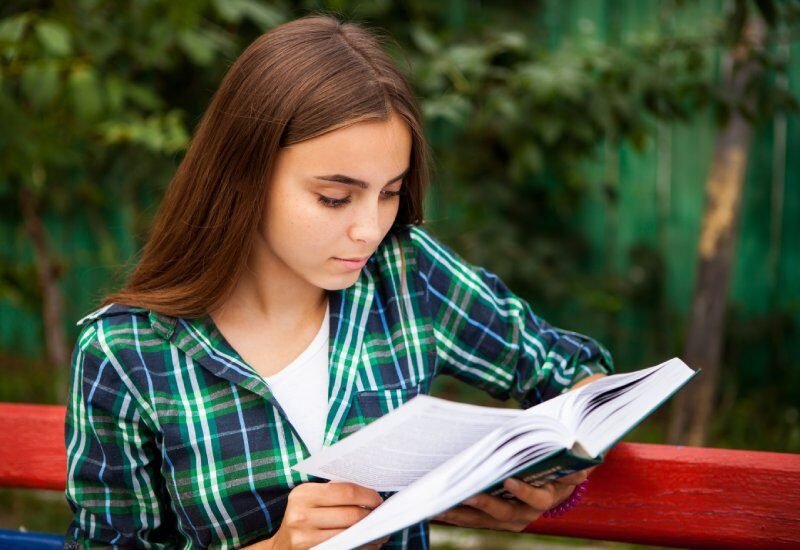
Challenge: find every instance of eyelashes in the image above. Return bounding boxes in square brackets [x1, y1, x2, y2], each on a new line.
[317, 195, 352, 208]
[317, 190, 402, 209]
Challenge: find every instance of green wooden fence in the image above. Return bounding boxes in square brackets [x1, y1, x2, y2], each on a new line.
[1, 0, 797, 449]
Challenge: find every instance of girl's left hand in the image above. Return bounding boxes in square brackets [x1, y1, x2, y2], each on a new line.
[433, 468, 592, 532]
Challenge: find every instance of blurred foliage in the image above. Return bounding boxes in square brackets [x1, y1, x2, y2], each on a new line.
[1, 0, 799, 454]
[0, 0, 285, 306]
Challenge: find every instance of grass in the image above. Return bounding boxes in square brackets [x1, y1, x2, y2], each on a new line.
[0, 488, 73, 534]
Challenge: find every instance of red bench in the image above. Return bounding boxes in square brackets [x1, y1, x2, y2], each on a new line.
[2, 401, 799, 548]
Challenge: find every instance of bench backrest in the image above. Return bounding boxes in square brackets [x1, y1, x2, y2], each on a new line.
[1, 402, 799, 548]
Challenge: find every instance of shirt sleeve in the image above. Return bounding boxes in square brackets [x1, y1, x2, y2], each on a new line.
[64, 322, 178, 548]
[409, 227, 613, 407]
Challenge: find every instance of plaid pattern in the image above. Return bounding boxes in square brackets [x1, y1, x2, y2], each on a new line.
[65, 225, 613, 549]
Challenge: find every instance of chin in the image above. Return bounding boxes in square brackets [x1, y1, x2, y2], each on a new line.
[316, 272, 362, 291]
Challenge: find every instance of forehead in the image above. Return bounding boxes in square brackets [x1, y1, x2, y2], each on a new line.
[278, 113, 412, 176]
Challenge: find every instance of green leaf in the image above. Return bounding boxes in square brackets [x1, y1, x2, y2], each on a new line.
[410, 25, 440, 55]
[0, 13, 30, 61]
[510, 143, 544, 182]
[35, 20, 72, 57]
[99, 111, 189, 154]
[21, 61, 60, 108]
[239, 0, 285, 29]
[212, 0, 245, 22]
[0, 13, 29, 43]
[161, 110, 190, 153]
[446, 45, 490, 76]
[68, 65, 103, 119]
[520, 143, 544, 174]
[126, 83, 163, 111]
[487, 91, 519, 121]
[421, 94, 472, 127]
[212, 0, 284, 28]
[177, 29, 216, 66]
[537, 115, 564, 145]
[492, 31, 527, 53]
[105, 76, 125, 114]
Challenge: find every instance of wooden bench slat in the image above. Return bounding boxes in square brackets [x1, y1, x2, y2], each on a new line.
[525, 442, 800, 548]
[0, 403, 67, 491]
[2, 402, 799, 548]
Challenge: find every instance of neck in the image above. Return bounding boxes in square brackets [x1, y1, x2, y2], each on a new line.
[211, 238, 328, 329]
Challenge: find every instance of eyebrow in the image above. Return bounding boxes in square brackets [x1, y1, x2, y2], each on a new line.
[313, 166, 410, 189]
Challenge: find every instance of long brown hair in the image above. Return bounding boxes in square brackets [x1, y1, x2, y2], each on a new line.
[104, 15, 429, 317]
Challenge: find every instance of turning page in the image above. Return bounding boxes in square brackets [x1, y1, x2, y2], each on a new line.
[293, 395, 522, 491]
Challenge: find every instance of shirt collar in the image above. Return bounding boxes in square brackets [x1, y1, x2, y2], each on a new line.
[147, 267, 376, 447]
[150, 309, 274, 401]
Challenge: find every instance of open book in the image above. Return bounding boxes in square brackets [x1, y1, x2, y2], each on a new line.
[294, 357, 698, 550]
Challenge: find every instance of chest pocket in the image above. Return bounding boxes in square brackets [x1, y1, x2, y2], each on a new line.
[339, 381, 425, 439]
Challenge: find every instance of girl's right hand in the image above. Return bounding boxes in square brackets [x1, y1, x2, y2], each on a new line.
[251, 482, 389, 549]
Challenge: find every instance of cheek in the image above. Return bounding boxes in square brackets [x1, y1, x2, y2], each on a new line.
[275, 200, 346, 250]
[264, 193, 314, 250]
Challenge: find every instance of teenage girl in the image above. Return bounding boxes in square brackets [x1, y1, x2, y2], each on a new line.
[65, 15, 612, 549]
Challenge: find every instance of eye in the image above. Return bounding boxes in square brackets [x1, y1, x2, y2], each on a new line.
[380, 189, 402, 200]
[318, 195, 352, 208]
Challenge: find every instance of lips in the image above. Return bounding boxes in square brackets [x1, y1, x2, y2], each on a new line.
[334, 255, 371, 271]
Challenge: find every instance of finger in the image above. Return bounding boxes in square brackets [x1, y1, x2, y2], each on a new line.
[463, 491, 539, 526]
[546, 480, 582, 510]
[502, 478, 559, 512]
[556, 469, 590, 486]
[434, 506, 528, 530]
[307, 505, 374, 529]
[303, 482, 384, 509]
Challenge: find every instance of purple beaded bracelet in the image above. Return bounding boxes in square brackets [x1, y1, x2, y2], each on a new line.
[542, 479, 588, 518]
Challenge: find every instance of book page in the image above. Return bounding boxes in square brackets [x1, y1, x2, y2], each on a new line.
[574, 358, 697, 456]
[313, 415, 569, 550]
[293, 395, 522, 491]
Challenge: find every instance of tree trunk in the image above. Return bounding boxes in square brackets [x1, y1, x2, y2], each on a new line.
[667, 16, 766, 446]
[19, 184, 70, 403]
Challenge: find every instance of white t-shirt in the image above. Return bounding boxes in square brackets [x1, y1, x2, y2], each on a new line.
[263, 303, 330, 454]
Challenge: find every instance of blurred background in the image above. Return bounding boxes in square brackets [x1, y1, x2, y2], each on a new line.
[1, 0, 798, 542]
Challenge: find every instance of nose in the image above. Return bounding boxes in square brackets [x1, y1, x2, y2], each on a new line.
[347, 201, 383, 244]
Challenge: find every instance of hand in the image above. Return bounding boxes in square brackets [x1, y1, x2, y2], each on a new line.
[434, 468, 592, 532]
[250, 482, 389, 549]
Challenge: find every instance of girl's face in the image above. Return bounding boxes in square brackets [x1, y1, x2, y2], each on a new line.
[258, 112, 412, 291]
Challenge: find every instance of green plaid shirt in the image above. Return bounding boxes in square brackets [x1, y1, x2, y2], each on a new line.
[65, 225, 613, 549]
